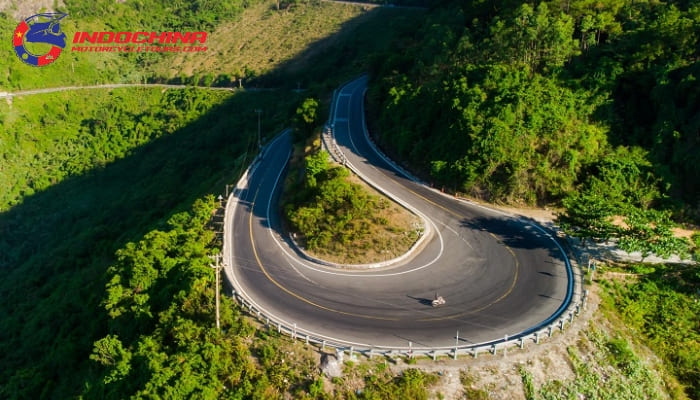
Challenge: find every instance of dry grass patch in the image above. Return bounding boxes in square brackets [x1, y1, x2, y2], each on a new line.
[302, 172, 422, 265]
[153, 1, 369, 80]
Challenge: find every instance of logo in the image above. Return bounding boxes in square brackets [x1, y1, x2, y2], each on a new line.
[71, 31, 208, 53]
[13, 13, 67, 67]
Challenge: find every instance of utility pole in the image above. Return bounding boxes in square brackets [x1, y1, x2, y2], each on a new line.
[254, 109, 262, 149]
[209, 253, 222, 331]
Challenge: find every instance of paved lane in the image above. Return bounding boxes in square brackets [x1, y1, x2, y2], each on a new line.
[228, 77, 572, 349]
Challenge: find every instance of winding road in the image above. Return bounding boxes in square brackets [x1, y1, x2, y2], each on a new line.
[226, 76, 572, 350]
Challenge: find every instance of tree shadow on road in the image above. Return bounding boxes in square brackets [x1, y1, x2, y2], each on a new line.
[460, 215, 569, 264]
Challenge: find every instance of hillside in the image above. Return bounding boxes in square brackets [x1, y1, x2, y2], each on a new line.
[368, 0, 699, 258]
[0, 1, 423, 398]
[1, 0, 698, 399]
[365, 0, 699, 397]
[150, 1, 370, 82]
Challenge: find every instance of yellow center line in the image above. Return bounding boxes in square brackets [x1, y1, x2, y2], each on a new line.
[248, 184, 398, 321]
[366, 182, 520, 322]
[405, 187, 464, 220]
[419, 234, 520, 321]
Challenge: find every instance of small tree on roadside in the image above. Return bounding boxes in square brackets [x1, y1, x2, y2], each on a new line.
[295, 97, 319, 141]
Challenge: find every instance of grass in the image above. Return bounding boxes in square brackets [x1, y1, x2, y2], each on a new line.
[460, 370, 490, 400]
[510, 266, 697, 400]
[514, 326, 667, 400]
[283, 138, 422, 265]
[149, 1, 425, 91]
[599, 265, 700, 399]
[151, 1, 370, 81]
[302, 173, 423, 265]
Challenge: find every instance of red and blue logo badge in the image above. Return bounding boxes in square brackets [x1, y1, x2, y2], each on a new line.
[13, 13, 67, 67]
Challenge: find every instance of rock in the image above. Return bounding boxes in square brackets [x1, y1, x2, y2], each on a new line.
[320, 350, 344, 378]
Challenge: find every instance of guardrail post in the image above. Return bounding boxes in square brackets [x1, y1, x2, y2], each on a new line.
[322, 340, 326, 351]
[503, 335, 508, 357]
[559, 319, 565, 331]
[454, 331, 459, 359]
[535, 332, 540, 344]
[278, 323, 281, 333]
[293, 323, 297, 340]
[305, 334, 309, 345]
[473, 348, 478, 358]
[432, 351, 437, 361]
[548, 326, 553, 337]
[575, 303, 581, 315]
[369, 348, 374, 359]
[569, 312, 574, 323]
[349, 346, 354, 358]
[453, 349, 458, 360]
[519, 338, 524, 349]
[265, 317, 269, 327]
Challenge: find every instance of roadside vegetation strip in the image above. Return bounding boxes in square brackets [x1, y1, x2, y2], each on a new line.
[600, 264, 700, 398]
[283, 149, 424, 267]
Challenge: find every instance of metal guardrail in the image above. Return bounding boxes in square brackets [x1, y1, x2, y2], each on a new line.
[233, 289, 588, 361]
[220, 78, 585, 360]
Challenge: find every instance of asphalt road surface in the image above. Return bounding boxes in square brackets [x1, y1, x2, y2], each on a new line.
[228, 76, 571, 350]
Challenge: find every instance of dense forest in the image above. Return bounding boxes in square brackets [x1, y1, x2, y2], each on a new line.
[0, 1, 425, 398]
[366, 0, 699, 395]
[1, 0, 699, 398]
[368, 0, 699, 256]
[0, 86, 296, 398]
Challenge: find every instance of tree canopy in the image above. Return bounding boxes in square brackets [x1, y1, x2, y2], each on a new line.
[368, 0, 699, 258]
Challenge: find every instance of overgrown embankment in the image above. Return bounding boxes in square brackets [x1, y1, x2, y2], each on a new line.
[600, 264, 700, 399]
[284, 149, 421, 264]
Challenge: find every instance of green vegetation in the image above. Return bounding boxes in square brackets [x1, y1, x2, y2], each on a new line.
[0, 1, 426, 397]
[295, 97, 320, 140]
[2, 0, 698, 398]
[0, 0, 254, 90]
[0, 12, 127, 89]
[534, 328, 665, 399]
[367, 0, 699, 254]
[336, 362, 439, 400]
[285, 150, 420, 263]
[0, 0, 424, 91]
[601, 264, 700, 398]
[460, 370, 489, 400]
[0, 88, 232, 210]
[64, 0, 244, 31]
[87, 197, 327, 398]
[151, 1, 370, 84]
[0, 88, 296, 398]
[519, 365, 536, 400]
[355, 367, 438, 399]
